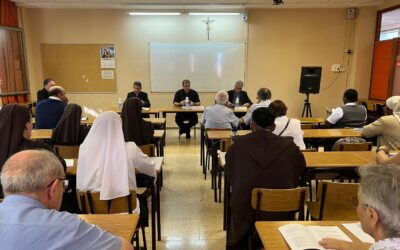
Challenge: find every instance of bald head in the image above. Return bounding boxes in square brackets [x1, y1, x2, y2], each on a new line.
[1, 150, 64, 196]
[48, 86, 68, 104]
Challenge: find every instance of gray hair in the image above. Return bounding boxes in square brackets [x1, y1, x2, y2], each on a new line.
[358, 165, 400, 237]
[215, 91, 229, 105]
[1, 150, 64, 195]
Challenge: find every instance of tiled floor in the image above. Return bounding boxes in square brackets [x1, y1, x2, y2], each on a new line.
[145, 129, 226, 250]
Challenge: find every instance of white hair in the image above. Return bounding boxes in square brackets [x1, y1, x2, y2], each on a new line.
[358, 165, 400, 237]
[1, 150, 64, 195]
[215, 91, 228, 105]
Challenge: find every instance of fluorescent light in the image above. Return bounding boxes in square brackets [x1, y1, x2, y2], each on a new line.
[129, 12, 181, 16]
[188, 12, 241, 16]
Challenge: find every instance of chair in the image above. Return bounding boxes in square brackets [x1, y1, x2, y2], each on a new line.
[54, 145, 80, 158]
[249, 187, 307, 249]
[204, 128, 230, 181]
[332, 137, 372, 151]
[214, 139, 232, 202]
[301, 123, 315, 130]
[306, 182, 359, 220]
[76, 190, 146, 250]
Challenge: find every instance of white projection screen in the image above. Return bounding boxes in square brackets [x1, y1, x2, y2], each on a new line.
[149, 43, 245, 92]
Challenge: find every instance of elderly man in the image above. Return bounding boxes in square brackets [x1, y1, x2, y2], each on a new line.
[0, 150, 133, 250]
[325, 89, 367, 128]
[203, 91, 239, 129]
[173, 79, 201, 138]
[126, 81, 151, 108]
[227, 80, 252, 108]
[35, 86, 68, 129]
[319, 165, 400, 250]
[225, 107, 306, 249]
[37, 78, 56, 103]
[240, 87, 272, 126]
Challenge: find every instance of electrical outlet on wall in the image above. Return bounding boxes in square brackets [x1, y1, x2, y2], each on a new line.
[331, 64, 341, 72]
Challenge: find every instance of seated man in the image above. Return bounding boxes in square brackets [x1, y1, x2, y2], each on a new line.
[319, 165, 400, 250]
[240, 87, 271, 126]
[227, 80, 253, 108]
[36, 78, 56, 103]
[325, 89, 367, 128]
[203, 91, 239, 129]
[0, 150, 133, 250]
[126, 81, 151, 108]
[225, 107, 306, 249]
[173, 79, 201, 138]
[35, 86, 68, 129]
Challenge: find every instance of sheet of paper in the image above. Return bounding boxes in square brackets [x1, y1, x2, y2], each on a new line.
[142, 107, 150, 111]
[234, 106, 247, 111]
[190, 106, 204, 111]
[342, 223, 375, 243]
[65, 159, 74, 168]
[101, 69, 114, 79]
[81, 116, 88, 121]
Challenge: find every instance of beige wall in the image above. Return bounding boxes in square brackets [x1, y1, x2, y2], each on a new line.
[22, 6, 377, 119]
[379, 0, 400, 10]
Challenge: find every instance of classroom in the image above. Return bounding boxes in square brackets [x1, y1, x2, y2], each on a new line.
[0, 0, 400, 249]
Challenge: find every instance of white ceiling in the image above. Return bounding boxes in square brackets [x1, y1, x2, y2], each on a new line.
[11, 0, 385, 10]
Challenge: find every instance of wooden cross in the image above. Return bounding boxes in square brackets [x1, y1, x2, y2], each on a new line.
[202, 17, 215, 40]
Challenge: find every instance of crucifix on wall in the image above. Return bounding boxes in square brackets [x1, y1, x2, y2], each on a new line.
[202, 17, 215, 40]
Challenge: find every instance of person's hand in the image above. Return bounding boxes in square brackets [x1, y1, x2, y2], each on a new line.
[226, 102, 234, 108]
[180, 100, 185, 106]
[326, 108, 332, 115]
[377, 145, 389, 154]
[319, 238, 352, 250]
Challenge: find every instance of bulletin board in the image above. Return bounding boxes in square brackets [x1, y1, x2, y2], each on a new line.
[41, 44, 116, 93]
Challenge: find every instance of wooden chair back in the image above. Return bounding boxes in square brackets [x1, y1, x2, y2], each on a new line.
[139, 144, 155, 157]
[251, 187, 307, 221]
[337, 142, 372, 151]
[54, 145, 80, 158]
[76, 190, 137, 214]
[301, 124, 314, 130]
[318, 182, 359, 220]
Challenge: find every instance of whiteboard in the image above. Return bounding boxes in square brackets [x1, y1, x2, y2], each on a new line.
[149, 43, 245, 92]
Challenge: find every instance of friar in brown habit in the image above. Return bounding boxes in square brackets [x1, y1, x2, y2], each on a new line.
[225, 107, 306, 250]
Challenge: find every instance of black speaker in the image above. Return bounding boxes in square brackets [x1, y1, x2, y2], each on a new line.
[299, 66, 322, 94]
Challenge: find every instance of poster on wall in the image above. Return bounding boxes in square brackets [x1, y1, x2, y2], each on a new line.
[100, 46, 116, 69]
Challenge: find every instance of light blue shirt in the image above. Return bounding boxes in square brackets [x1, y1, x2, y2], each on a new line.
[0, 194, 121, 250]
[242, 100, 271, 125]
[203, 104, 239, 129]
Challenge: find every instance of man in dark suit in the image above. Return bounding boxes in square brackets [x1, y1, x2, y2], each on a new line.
[36, 79, 56, 103]
[173, 79, 201, 138]
[227, 80, 253, 108]
[35, 86, 68, 129]
[126, 81, 151, 108]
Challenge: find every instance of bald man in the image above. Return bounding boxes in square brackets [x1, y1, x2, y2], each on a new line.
[35, 86, 68, 129]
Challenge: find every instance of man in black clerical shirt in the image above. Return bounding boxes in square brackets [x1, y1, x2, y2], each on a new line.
[37, 78, 56, 103]
[126, 81, 151, 108]
[173, 79, 201, 138]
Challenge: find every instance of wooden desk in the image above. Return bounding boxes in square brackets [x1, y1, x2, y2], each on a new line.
[298, 117, 325, 124]
[303, 129, 361, 139]
[109, 107, 160, 117]
[31, 129, 52, 139]
[206, 130, 251, 140]
[160, 106, 205, 118]
[303, 151, 377, 168]
[78, 214, 138, 241]
[255, 221, 364, 249]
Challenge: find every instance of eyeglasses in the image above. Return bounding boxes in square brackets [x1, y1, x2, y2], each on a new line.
[46, 178, 69, 191]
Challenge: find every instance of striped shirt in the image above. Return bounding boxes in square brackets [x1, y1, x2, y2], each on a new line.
[242, 100, 271, 125]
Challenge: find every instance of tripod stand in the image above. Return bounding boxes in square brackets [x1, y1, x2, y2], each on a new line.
[301, 92, 312, 117]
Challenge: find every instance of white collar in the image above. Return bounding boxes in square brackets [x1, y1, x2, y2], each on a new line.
[49, 96, 62, 101]
[345, 102, 357, 106]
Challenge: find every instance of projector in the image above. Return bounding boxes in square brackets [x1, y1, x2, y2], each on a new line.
[273, 0, 284, 5]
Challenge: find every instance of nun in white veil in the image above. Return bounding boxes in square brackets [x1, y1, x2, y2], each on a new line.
[77, 111, 156, 206]
[362, 96, 400, 150]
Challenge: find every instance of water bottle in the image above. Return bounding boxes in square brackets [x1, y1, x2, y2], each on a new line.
[118, 98, 123, 111]
[235, 97, 240, 107]
[185, 97, 190, 108]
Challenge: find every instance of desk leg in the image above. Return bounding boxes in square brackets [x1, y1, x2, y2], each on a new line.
[156, 174, 161, 241]
[151, 185, 156, 250]
[200, 125, 204, 166]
